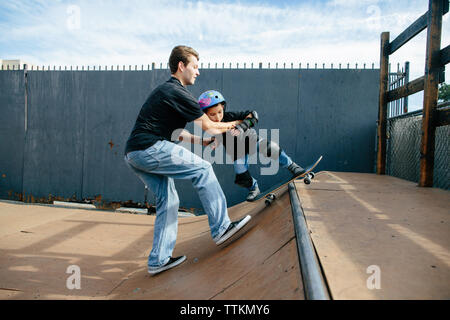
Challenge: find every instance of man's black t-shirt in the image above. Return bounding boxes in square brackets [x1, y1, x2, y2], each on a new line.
[125, 77, 204, 154]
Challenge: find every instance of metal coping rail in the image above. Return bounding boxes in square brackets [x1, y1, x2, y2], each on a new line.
[288, 182, 330, 300]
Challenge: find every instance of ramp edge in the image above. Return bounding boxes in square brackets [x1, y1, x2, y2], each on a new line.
[288, 182, 330, 300]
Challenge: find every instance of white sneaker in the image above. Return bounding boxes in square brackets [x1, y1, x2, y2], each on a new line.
[148, 256, 186, 275]
[215, 215, 251, 245]
[246, 186, 261, 202]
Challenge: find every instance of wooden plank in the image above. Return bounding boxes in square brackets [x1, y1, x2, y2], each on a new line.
[0, 188, 305, 300]
[295, 172, 450, 299]
[387, 44, 448, 104]
[111, 190, 305, 300]
[404, 61, 410, 113]
[377, 32, 390, 175]
[389, 0, 447, 55]
[440, 44, 450, 66]
[435, 107, 450, 127]
[389, 12, 427, 54]
[386, 75, 425, 102]
[439, 44, 449, 83]
[420, 0, 444, 187]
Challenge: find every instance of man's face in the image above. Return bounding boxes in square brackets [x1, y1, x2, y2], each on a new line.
[180, 55, 200, 86]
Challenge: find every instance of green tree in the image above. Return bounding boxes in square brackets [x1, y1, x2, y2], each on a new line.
[438, 83, 450, 102]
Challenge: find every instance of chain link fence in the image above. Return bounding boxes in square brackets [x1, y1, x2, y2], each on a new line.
[386, 108, 449, 190]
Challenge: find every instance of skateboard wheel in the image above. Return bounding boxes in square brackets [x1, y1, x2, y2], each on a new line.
[265, 193, 276, 205]
[304, 177, 311, 185]
[310, 172, 315, 179]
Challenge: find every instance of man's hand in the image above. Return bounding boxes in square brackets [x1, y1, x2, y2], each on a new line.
[194, 114, 236, 135]
[202, 137, 219, 150]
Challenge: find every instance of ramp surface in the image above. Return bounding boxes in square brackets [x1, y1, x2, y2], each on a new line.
[295, 171, 450, 299]
[0, 187, 304, 300]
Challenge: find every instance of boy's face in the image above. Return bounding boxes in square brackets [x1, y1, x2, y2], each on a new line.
[205, 104, 224, 122]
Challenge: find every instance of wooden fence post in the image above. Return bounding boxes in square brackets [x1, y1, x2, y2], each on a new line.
[403, 61, 410, 113]
[377, 32, 390, 175]
[419, 0, 443, 187]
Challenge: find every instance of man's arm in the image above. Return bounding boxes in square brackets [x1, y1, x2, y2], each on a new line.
[193, 114, 236, 135]
[178, 129, 201, 144]
[178, 129, 215, 146]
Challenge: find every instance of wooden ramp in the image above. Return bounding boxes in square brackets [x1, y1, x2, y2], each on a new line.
[0, 187, 304, 300]
[295, 171, 450, 300]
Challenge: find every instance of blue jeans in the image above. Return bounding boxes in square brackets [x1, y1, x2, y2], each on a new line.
[233, 150, 293, 191]
[124, 140, 231, 268]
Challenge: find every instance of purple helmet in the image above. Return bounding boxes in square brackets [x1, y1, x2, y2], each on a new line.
[198, 90, 226, 111]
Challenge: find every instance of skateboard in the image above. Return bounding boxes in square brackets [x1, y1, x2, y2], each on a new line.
[251, 155, 323, 205]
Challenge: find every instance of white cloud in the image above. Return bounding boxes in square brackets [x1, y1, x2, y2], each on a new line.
[0, 0, 447, 93]
[2, 0, 447, 111]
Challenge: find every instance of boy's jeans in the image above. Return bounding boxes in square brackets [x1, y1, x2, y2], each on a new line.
[124, 140, 231, 268]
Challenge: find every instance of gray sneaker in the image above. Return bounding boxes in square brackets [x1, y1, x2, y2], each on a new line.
[287, 162, 306, 177]
[246, 186, 261, 202]
[148, 256, 186, 275]
[215, 215, 251, 245]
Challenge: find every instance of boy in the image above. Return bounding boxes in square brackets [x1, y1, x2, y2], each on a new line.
[124, 47, 251, 276]
[198, 90, 306, 201]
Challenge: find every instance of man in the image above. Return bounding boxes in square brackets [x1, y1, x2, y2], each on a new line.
[124, 45, 251, 276]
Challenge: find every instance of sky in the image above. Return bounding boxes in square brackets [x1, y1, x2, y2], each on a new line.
[0, 0, 449, 111]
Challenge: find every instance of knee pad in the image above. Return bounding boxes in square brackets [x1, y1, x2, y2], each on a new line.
[259, 139, 281, 159]
[234, 170, 254, 189]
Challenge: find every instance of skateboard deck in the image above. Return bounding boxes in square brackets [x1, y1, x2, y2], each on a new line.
[251, 155, 323, 205]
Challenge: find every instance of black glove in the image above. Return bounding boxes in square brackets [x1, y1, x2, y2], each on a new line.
[235, 111, 259, 133]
